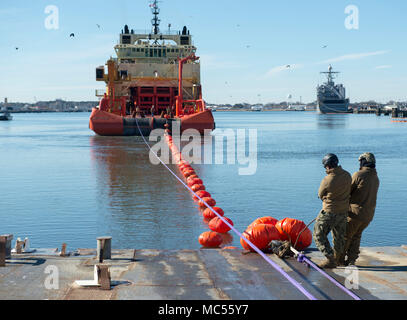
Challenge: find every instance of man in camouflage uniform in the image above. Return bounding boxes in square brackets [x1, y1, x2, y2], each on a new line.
[314, 153, 352, 268]
[338, 153, 380, 266]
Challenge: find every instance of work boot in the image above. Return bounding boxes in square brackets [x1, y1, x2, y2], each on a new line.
[345, 258, 356, 266]
[318, 255, 337, 269]
[336, 254, 346, 266]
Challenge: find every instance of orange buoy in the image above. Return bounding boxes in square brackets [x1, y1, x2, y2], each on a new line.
[183, 170, 196, 178]
[198, 197, 216, 207]
[179, 163, 190, 169]
[275, 218, 312, 250]
[181, 165, 193, 171]
[191, 184, 205, 192]
[194, 190, 211, 200]
[187, 174, 199, 181]
[198, 231, 222, 248]
[248, 216, 278, 229]
[203, 206, 224, 219]
[187, 178, 203, 187]
[208, 216, 233, 233]
[240, 224, 281, 252]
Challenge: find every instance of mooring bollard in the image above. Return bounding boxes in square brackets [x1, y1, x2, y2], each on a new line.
[60, 243, 67, 257]
[74, 264, 111, 290]
[0, 236, 6, 267]
[14, 238, 25, 254]
[97, 236, 112, 262]
[97, 264, 111, 290]
[1, 235, 13, 259]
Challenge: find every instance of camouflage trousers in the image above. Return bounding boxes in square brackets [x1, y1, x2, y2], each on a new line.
[313, 210, 347, 258]
[342, 217, 372, 263]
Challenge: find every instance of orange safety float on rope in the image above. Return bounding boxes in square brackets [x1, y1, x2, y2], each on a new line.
[208, 216, 233, 233]
[198, 231, 223, 248]
[194, 190, 211, 200]
[198, 197, 216, 207]
[179, 164, 191, 171]
[240, 224, 281, 252]
[203, 206, 224, 219]
[181, 164, 193, 171]
[183, 170, 196, 178]
[275, 218, 312, 250]
[191, 184, 205, 192]
[248, 216, 278, 229]
[187, 178, 203, 187]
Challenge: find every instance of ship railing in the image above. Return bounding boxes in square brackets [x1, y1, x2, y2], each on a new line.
[129, 29, 183, 36]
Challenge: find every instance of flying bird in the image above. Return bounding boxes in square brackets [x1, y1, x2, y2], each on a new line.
[286, 64, 291, 68]
[15, 47, 19, 50]
[96, 24, 100, 29]
[322, 45, 327, 48]
[70, 33, 75, 37]
[246, 45, 251, 48]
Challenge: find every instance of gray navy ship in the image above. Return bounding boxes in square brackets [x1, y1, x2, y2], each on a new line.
[317, 65, 350, 114]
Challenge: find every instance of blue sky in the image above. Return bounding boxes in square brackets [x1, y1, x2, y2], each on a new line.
[0, 0, 406, 104]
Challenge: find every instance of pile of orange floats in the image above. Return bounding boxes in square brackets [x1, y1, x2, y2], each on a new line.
[240, 216, 312, 252]
[164, 132, 234, 249]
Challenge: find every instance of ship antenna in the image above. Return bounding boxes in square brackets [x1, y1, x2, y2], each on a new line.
[150, 0, 161, 35]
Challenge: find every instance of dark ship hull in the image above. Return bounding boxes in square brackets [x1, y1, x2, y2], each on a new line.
[317, 99, 350, 114]
[0, 113, 12, 121]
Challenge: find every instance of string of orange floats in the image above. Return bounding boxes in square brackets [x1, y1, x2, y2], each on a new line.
[164, 132, 234, 248]
[164, 128, 312, 251]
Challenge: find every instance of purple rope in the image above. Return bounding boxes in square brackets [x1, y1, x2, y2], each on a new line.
[135, 120, 317, 300]
[296, 253, 361, 300]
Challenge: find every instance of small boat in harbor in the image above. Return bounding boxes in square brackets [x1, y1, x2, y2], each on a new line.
[0, 111, 12, 121]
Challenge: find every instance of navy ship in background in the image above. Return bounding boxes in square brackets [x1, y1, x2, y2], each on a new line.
[317, 65, 350, 114]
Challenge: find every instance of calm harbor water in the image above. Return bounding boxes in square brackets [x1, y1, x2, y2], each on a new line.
[0, 111, 406, 250]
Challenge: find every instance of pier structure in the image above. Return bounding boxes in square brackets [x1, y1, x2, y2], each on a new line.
[1, 243, 407, 300]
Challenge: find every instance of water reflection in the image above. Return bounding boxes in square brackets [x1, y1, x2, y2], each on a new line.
[89, 135, 206, 249]
[316, 114, 349, 129]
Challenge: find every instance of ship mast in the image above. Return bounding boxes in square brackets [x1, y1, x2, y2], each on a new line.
[320, 64, 339, 85]
[150, 0, 160, 35]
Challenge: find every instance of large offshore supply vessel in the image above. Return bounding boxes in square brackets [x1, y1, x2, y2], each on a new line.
[317, 65, 350, 114]
[89, 1, 215, 136]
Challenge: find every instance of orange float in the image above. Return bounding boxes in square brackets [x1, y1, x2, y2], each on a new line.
[203, 206, 224, 219]
[187, 178, 203, 187]
[193, 190, 211, 200]
[182, 167, 194, 174]
[275, 218, 312, 250]
[199, 197, 216, 207]
[240, 224, 281, 251]
[183, 170, 196, 178]
[198, 231, 223, 248]
[248, 216, 278, 229]
[208, 216, 233, 233]
[191, 184, 205, 192]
